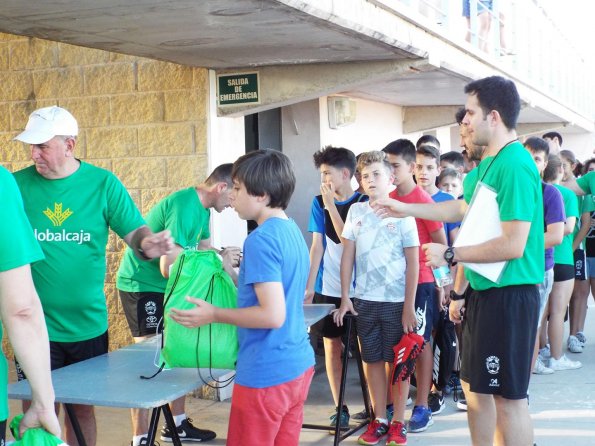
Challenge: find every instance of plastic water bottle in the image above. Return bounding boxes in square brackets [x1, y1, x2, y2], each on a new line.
[432, 265, 453, 287]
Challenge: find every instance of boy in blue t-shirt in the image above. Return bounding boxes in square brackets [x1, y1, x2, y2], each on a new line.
[334, 151, 419, 446]
[305, 146, 366, 428]
[170, 150, 314, 446]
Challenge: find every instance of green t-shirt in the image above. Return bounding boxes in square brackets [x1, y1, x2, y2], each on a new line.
[553, 184, 579, 265]
[461, 141, 544, 290]
[0, 167, 44, 420]
[116, 187, 211, 292]
[573, 194, 595, 250]
[576, 171, 595, 195]
[14, 162, 145, 342]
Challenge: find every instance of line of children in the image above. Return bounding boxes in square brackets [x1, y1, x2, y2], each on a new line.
[523, 137, 565, 375]
[334, 151, 419, 446]
[540, 153, 582, 370]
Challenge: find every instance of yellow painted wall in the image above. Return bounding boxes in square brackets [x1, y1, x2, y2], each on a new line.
[0, 33, 210, 350]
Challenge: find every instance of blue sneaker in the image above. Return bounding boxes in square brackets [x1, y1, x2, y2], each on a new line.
[386, 404, 394, 423]
[408, 405, 433, 433]
[330, 406, 350, 431]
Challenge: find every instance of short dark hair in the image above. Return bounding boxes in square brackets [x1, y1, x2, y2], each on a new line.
[232, 150, 295, 210]
[455, 107, 466, 125]
[416, 135, 440, 150]
[542, 131, 563, 146]
[582, 157, 595, 176]
[543, 154, 562, 183]
[523, 137, 549, 157]
[464, 76, 521, 130]
[440, 151, 465, 168]
[382, 138, 416, 164]
[313, 146, 356, 176]
[416, 145, 441, 165]
[205, 163, 233, 187]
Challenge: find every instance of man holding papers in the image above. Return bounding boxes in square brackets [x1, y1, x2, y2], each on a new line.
[373, 76, 544, 446]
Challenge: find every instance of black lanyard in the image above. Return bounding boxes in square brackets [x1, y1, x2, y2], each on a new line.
[478, 139, 518, 183]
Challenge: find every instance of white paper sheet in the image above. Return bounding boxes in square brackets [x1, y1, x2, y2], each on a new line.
[453, 182, 507, 283]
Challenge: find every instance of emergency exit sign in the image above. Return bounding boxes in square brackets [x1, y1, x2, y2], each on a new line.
[217, 72, 260, 106]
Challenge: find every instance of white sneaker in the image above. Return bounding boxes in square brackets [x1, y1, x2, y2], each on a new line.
[567, 335, 583, 353]
[532, 357, 554, 375]
[548, 355, 582, 371]
[538, 344, 551, 360]
[575, 331, 587, 346]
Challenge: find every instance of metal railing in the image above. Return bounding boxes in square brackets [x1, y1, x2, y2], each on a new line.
[391, 0, 594, 121]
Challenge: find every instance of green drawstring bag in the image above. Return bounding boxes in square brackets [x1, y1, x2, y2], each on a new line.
[9, 414, 65, 445]
[161, 250, 238, 372]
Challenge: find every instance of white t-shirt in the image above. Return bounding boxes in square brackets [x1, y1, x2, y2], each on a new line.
[342, 202, 419, 302]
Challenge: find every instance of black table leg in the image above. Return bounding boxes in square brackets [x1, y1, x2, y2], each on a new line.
[146, 407, 160, 445]
[64, 403, 87, 446]
[302, 314, 371, 445]
[161, 404, 183, 446]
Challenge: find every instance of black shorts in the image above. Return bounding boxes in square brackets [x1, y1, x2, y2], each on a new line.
[414, 282, 439, 342]
[354, 299, 404, 363]
[0, 419, 5, 444]
[553, 263, 574, 282]
[16, 330, 109, 381]
[461, 285, 538, 399]
[119, 290, 164, 337]
[309, 293, 349, 339]
[574, 249, 586, 280]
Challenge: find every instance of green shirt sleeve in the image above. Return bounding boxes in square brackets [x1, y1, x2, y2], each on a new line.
[576, 172, 595, 194]
[105, 172, 146, 239]
[0, 168, 44, 271]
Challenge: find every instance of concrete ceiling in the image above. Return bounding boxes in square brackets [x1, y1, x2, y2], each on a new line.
[0, 0, 412, 68]
[0, 0, 587, 131]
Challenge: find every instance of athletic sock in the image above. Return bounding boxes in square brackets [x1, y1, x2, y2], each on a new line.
[174, 413, 186, 427]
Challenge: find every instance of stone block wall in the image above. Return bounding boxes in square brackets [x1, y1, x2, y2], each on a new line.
[0, 33, 210, 350]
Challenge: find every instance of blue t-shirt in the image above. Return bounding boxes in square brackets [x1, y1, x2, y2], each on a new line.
[235, 217, 315, 388]
[432, 190, 461, 246]
[307, 192, 367, 296]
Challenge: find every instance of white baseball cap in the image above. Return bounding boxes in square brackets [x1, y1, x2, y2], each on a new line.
[15, 106, 78, 144]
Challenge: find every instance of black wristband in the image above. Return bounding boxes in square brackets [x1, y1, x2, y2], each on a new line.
[450, 290, 465, 301]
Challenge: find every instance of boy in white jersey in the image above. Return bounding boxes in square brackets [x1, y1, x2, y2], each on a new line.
[334, 151, 419, 446]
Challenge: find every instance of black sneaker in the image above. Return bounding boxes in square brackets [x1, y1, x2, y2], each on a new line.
[160, 418, 216, 443]
[428, 391, 445, 415]
[352, 408, 370, 420]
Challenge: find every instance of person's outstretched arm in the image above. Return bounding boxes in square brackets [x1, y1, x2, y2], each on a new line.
[0, 264, 61, 438]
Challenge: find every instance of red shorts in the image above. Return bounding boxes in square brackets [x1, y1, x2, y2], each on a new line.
[226, 367, 314, 446]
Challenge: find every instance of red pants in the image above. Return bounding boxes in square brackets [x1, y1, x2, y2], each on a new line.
[226, 367, 314, 446]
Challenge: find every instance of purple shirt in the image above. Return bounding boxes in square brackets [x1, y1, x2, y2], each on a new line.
[543, 182, 566, 271]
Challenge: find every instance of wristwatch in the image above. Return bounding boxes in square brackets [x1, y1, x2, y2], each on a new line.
[443, 247, 456, 266]
[450, 290, 465, 301]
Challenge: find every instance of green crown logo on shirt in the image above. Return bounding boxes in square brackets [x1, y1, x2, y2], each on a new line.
[43, 203, 73, 226]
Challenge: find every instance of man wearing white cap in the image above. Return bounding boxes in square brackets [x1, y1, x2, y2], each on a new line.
[12, 106, 174, 446]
